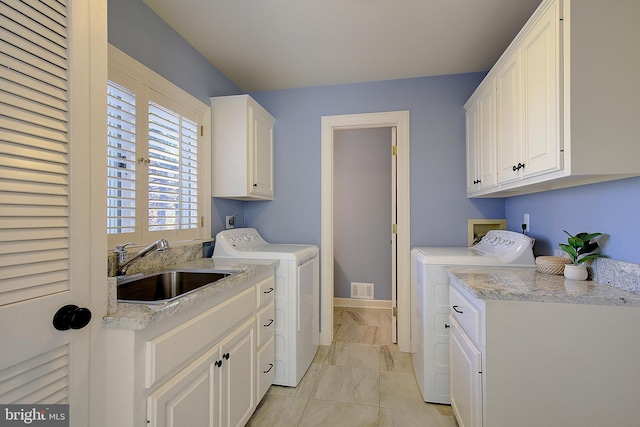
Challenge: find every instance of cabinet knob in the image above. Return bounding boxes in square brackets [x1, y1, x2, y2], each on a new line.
[452, 305, 464, 314]
[215, 360, 222, 368]
[444, 324, 450, 329]
[223, 352, 230, 360]
[512, 162, 526, 171]
[253, 183, 258, 187]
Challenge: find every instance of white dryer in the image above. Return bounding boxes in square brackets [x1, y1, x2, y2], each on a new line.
[213, 228, 319, 387]
[411, 230, 535, 404]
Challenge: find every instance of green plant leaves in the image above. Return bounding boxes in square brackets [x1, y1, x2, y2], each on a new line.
[559, 230, 603, 265]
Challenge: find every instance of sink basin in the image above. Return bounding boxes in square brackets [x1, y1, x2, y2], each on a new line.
[117, 270, 234, 304]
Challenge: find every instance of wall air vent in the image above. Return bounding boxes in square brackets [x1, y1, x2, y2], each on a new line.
[350, 282, 374, 299]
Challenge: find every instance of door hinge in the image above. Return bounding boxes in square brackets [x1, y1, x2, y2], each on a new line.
[392, 146, 397, 156]
[392, 306, 397, 317]
[200, 126, 204, 137]
[392, 224, 398, 234]
[200, 216, 204, 227]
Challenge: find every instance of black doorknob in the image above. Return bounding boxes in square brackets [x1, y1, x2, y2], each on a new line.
[53, 305, 92, 331]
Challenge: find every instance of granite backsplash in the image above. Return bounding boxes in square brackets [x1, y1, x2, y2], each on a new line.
[107, 239, 214, 277]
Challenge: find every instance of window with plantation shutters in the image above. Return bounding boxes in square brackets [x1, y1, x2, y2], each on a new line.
[107, 46, 210, 247]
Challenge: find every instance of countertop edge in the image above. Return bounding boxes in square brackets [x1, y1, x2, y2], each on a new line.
[445, 266, 640, 308]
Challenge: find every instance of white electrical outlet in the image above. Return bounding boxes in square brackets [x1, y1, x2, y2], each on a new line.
[523, 213, 530, 233]
[225, 215, 234, 229]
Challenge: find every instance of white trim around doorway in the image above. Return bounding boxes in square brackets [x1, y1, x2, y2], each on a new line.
[320, 111, 411, 352]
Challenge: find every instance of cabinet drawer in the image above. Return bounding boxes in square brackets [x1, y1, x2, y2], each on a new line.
[146, 286, 255, 388]
[257, 276, 275, 308]
[256, 337, 274, 402]
[256, 302, 275, 348]
[449, 285, 482, 347]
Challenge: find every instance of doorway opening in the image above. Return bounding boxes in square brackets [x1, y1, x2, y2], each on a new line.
[320, 111, 410, 352]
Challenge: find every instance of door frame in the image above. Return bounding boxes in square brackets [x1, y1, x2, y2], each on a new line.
[320, 111, 410, 351]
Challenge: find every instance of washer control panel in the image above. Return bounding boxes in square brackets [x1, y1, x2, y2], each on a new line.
[213, 228, 267, 256]
[472, 230, 534, 264]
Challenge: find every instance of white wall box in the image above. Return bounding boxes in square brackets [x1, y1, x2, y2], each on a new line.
[449, 280, 640, 427]
[211, 95, 275, 200]
[465, 0, 640, 197]
[106, 268, 275, 427]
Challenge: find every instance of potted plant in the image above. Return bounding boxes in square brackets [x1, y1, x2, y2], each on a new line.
[559, 230, 603, 280]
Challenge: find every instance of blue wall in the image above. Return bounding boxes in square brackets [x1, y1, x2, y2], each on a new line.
[505, 177, 640, 264]
[249, 75, 506, 248]
[108, 0, 241, 105]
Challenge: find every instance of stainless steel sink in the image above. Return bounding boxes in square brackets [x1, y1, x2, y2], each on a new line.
[117, 270, 234, 304]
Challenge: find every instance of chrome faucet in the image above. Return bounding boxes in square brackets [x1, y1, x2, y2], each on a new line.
[114, 239, 170, 276]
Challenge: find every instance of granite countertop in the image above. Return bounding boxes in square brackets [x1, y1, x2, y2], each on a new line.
[103, 258, 278, 330]
[446, 265, 640, 307]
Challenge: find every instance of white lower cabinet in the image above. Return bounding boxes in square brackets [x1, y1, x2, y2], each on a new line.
[147, 318, 255, 427]
[218, 319, 256, 427]
[449, 317, 482, 427]
[106, 269, 275, 427]
[147, 350, 217, 427]
[449, 281, 640, 427]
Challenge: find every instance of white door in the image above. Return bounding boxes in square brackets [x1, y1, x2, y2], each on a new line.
[390, 127, 398, 343]
[0, 1, 106, 425]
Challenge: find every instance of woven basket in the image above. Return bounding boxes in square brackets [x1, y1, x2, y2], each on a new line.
[536, 256, 571, 275]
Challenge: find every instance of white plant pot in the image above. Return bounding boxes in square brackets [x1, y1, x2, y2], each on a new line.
[564, 264, 588, 281]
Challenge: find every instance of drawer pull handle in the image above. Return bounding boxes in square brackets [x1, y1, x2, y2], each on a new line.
[263, 363, 273, 374]
[264, 319, 274, 327]
[223, 352, 230, 360]
[453, 305, 464, 314]
[264, 287, 274, 294]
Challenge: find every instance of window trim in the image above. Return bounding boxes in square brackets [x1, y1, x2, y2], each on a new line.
[107, 44, 211, 249]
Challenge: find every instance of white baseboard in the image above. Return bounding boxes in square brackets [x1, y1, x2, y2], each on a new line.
[333, 297, 392, 310]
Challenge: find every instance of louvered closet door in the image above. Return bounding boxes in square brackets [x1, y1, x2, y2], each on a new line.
[0, 0, 104, 425]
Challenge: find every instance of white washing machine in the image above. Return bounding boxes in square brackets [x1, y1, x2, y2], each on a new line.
[411, 229, 535, 404]
[213, 228, 319, 387]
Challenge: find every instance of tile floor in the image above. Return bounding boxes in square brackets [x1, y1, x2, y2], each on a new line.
[246, 307, 458, 426]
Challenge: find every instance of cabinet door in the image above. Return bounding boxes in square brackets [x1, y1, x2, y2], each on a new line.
[466, 98, 480, 193]
[496, 52, 523, 184]
[147, 348, 219, 427]
[467, 82, 498, 194]
[219, 319, 255, 427]
[256, 337, 275, 402]
[450, 317, 482, 427]
[249, 105, 274, 198]
[521, 1, 561, 178]
[477, 82, 497, 190]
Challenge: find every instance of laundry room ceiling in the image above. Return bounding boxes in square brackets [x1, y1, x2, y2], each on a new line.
[142, 0, 543, 92]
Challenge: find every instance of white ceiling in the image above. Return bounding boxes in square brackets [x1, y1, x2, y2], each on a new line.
[143, 0, 542, 92]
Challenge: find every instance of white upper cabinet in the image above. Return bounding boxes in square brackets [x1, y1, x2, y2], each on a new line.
[465, 0, 640, 197]
[211, 95, 275, 200]
[466, 81, 497, 194]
